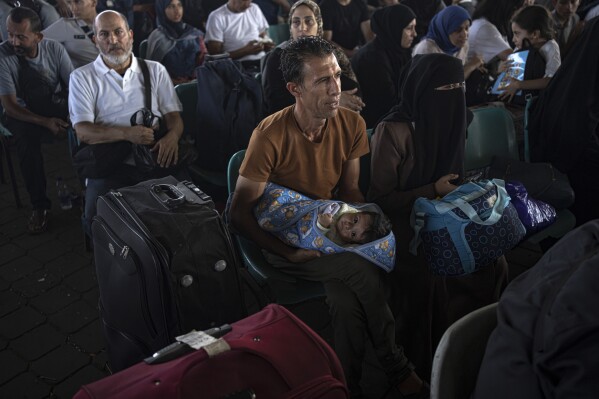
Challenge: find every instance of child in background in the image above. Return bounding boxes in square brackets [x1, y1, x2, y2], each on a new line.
[498, 5, 561, 102]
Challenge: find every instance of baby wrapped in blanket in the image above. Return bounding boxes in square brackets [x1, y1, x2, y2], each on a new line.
[254, 183, 396, 272]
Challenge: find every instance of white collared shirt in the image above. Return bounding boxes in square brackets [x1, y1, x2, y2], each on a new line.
[69, 55, 182, 128]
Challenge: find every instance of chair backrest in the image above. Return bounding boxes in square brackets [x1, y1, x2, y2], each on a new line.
[358, 128, 373, 196]
[430, 302, 498, 399]
[174, 81, 198, 138]
[267, 23, 290, 45]
[228, 149, 246, 194]
[139, 39, 148, 59]
[464, 107, 519, 171]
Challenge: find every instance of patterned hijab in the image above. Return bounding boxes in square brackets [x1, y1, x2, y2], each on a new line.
[425, 5, 471, 54]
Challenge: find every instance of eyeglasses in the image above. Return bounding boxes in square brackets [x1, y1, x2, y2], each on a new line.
[130, 108, 161, 129]
[434, 82, 466, 91]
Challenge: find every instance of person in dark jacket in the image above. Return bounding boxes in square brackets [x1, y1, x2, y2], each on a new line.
[351, 4, 416, 128]
[527, 16, 599, 225]
[472, 219, 599, 399]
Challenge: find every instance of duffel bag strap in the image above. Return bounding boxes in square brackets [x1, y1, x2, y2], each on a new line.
[450, 179, 509, 226]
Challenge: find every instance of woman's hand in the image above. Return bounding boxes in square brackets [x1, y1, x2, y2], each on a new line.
[434, 174, 459, 197]
[340, 88, 365, 112]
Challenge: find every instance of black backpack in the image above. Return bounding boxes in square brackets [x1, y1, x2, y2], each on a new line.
[194, 58, 263, 172]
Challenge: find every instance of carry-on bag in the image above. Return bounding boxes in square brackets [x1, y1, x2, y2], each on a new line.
[92, 176, 247, 371]
[410, 179, 526, 276]
[73, 304, 349, 399]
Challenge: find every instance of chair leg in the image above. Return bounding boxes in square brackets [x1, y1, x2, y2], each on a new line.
[1, 138, 22, 208]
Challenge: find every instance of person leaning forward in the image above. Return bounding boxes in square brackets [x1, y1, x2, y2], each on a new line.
[68, 10, 184, 236]
[0, 6, 73, 234]
[228, 36, 429, 398]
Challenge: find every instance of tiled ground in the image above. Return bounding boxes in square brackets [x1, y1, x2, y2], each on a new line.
[0, 139, 110, 398]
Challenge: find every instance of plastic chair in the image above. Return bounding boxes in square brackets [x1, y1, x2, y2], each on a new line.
[267, 23, 290, 45]
[138, 39, 148, 59]
[464, 106, 575, 246]
[464, 107, 519, 171]
[174, 81, 227, 188]
[430, 302, 498, 399]
[0, 120, 22, 208]
[227, 150, 326, 304]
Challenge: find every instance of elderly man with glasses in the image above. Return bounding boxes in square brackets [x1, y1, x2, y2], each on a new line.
[69, 9, 183, 236]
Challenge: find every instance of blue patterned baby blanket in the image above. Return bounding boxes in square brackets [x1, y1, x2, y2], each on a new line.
[255, 183, 396, 272]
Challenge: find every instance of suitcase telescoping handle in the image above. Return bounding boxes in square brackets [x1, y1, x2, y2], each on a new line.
[150, 183, 186, 210]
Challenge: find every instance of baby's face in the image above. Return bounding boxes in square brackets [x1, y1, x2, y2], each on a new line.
[336, 213, 374, 244]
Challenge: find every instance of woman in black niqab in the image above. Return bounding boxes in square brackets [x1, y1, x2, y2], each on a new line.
[368, 53, 506, 381]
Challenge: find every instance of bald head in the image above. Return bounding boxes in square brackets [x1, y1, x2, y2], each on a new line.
[93, 10, 129, 35]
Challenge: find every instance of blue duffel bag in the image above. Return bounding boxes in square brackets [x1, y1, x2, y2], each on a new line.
[410, 179, 526, 276]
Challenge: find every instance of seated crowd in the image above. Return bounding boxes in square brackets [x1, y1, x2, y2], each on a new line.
[0, 0, 597, 397]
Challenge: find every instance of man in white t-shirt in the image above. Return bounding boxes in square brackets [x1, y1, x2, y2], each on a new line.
[467, 17, 513, 63]
[42, 0, 99, 68]
[204, 0, 273, 67]
[69, 10, 183, 234]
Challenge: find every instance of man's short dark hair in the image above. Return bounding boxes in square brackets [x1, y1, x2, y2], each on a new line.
[280, 36, 336, 86]
[8, 7, 42, 33]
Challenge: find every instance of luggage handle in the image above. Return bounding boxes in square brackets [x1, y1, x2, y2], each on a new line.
[150, 183, 186, 210]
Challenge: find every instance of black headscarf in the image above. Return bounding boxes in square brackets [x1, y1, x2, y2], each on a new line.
[156, 0, 194, 39]
[383, 53, 467, 190]
[370, 4, 416, 75]
[528, 16, 599, 173]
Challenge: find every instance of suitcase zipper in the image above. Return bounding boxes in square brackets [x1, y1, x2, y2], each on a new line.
[94, 217, 159, 337]
[108, 191, 180, 337]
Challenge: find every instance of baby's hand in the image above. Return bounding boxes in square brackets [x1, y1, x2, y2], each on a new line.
[318, 213, 333, 228]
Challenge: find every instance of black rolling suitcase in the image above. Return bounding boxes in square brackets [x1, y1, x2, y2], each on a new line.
[92, 176, 247, 371]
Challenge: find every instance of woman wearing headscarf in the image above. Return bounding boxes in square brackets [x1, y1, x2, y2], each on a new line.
[351, 4, 416, 128]
[261, 0, 364, 117]
[368, 53, 507, 380]
[146, 0, 207, 84]
[412, 5, 485, 79]
[528, 17, 599, 226]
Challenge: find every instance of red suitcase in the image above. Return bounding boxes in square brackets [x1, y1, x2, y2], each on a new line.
[74, 304, 348, 399]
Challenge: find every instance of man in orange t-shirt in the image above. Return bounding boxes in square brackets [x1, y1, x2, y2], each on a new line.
[229, 36, 427, 397]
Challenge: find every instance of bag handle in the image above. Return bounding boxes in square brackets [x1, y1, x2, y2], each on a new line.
[150, 183, 185, 210]
[450, 179, 509, 225]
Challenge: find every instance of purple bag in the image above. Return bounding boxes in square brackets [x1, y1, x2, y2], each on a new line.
[505, 181, 556, 235]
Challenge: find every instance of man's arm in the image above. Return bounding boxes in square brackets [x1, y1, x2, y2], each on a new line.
[151, 111, 183, 168]
[230, 175, 321, 263]
[73, 121, 155, 145]
[337, 157, 365, 203]
[206, 40, 265, 60]
[0, 94, 68, 135]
